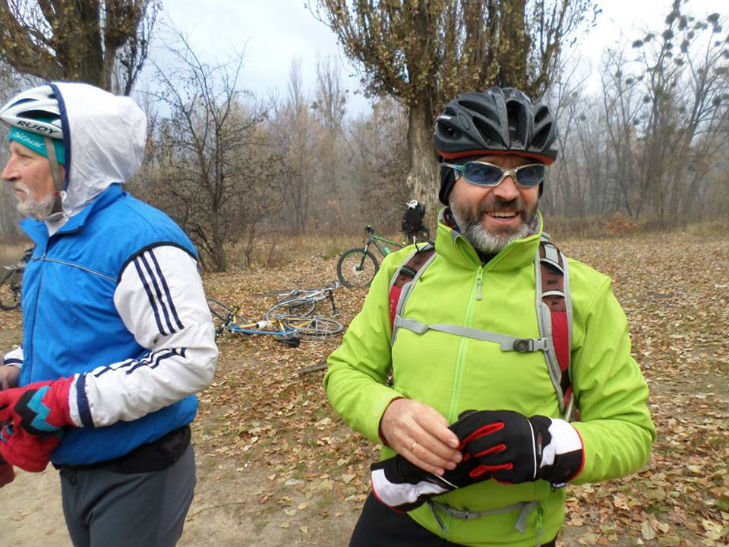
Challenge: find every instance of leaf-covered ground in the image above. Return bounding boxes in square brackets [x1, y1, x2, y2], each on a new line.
[0, 229, 727, 546]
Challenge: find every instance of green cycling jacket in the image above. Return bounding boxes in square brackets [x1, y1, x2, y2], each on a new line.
[325, 210, 656, 547]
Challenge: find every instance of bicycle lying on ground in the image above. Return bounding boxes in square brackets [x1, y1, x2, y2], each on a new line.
[0, 248, 32, 311]
[207, 299, 302, 347]
[207, 283, 344, 346]
[336, 225, 429, 288]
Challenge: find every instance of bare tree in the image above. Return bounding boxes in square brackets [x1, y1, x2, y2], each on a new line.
[312, 55, 347, 134]
[267, 60, 319, 233]
[140, 30, 267, 271]
[312, 0, 597, 217]
[347, 97, 410, 232]
[626, 5, 728, 221]
[542, 3, 728, 225]
[310, 56, 352, 233]
[542, 56, 593, 217]
[0, 0, 159, 94]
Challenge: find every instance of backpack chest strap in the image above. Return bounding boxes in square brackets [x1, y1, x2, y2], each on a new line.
[394, 316, 549, 353]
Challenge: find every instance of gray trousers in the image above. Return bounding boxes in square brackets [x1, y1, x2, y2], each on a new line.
[59, 444, 196, 547]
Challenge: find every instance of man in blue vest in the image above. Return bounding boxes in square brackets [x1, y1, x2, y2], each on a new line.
[0, 83, 218, 547]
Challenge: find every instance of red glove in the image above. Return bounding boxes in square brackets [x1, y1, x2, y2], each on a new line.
[0, 424, 62, 472]
[0, 377, 75, 434]
[0, 377, 75, 472]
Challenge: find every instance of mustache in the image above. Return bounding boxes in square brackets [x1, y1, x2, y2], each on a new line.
[476, 197, 527, 218]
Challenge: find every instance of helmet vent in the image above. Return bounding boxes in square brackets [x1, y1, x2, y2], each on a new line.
[534, 105, 549, 124]
[459, 99, 500, 125]
[506, 101, 527, 148]
[18, 109, 55, 121]
[472, 116, 507, 148]
[531, 124, 552, 148]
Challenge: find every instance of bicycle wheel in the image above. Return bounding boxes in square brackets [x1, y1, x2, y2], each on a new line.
[336, 249, 379, 288]
[265, 298, 316, 320]
[0, 269, 22, 311]
[286, 316, 344, 339]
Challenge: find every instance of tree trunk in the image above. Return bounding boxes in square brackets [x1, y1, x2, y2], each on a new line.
[406, 100, 440, 229]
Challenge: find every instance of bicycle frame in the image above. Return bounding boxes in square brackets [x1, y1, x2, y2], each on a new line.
[363, 226, 403, 258]
[220, 309, 300, 347]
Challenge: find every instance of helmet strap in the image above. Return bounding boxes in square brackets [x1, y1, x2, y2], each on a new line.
[43, 137, 65, 217]
[44, 137, 65, 193]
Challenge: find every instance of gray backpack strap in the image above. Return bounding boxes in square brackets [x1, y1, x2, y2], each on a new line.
[536, 233, 576, 420]
[395, 317, 548, 352]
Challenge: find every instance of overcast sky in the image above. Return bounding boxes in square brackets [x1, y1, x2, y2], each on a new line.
[150, 0, 726, 116]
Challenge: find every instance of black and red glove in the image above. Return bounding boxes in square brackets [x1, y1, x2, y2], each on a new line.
[452, 410, 584, 486]
[0, 377, 75, 472]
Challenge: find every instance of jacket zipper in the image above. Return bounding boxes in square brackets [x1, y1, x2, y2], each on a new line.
[41, 257, 116, 281]
[26, 252, 47, 379]
[447, 265, 484, 421]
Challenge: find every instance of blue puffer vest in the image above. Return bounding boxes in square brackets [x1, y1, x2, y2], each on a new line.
[20, 184, 199, 465]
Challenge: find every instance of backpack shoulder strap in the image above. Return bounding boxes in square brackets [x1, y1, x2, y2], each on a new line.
[388, 243, 436, 343]
[537, 234, 577, 420]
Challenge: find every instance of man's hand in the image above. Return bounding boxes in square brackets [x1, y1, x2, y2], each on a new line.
[380, 399, 461, 475]
[0, 374, 17, 484]
[0, 455, 15, 487]
[0, 364, 21, 390]
[452, 410, 584, 485]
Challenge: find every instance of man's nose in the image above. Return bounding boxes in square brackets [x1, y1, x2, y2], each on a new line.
[2, 158, 17, 183]
[493, 175, 519, 200]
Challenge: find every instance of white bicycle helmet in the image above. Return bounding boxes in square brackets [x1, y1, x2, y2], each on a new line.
[0, 84, 64, 139]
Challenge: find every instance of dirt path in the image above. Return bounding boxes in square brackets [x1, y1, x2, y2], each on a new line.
[0, 452, 360, 547]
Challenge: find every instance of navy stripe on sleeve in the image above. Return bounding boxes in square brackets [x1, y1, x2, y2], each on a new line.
[138, 253, 176, 335]
[75, 374, 94, 428]
[133, 258, 167, 335]
[126, 348, 186, 374]
[149, 249, 185, 331]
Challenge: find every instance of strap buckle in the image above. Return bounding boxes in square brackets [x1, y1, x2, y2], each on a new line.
[513, 338, 547, 352]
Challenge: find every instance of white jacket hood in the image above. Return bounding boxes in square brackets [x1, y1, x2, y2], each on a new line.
[52, 82, 147, 217]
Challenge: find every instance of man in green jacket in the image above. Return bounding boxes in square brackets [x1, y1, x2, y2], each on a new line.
[325, 87, 656, 547]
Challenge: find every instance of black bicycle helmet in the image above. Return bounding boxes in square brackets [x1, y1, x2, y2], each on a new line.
[433, 87, 558, 204]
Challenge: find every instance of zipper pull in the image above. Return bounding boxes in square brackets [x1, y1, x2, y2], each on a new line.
[476, 269, 483, 301]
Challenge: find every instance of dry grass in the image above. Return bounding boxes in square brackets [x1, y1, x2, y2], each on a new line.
[221, 229, 410, 271]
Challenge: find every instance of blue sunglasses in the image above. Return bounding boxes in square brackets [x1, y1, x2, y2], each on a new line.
[444, 161, 545, 188]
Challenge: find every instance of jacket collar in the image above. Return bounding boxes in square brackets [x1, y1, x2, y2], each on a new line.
[435, 206, 544, 271]
[21, 183, 124, 246]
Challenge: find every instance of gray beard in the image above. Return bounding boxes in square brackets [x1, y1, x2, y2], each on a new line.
[450, 206, 534, 254]
[17, 192, 60, 220]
